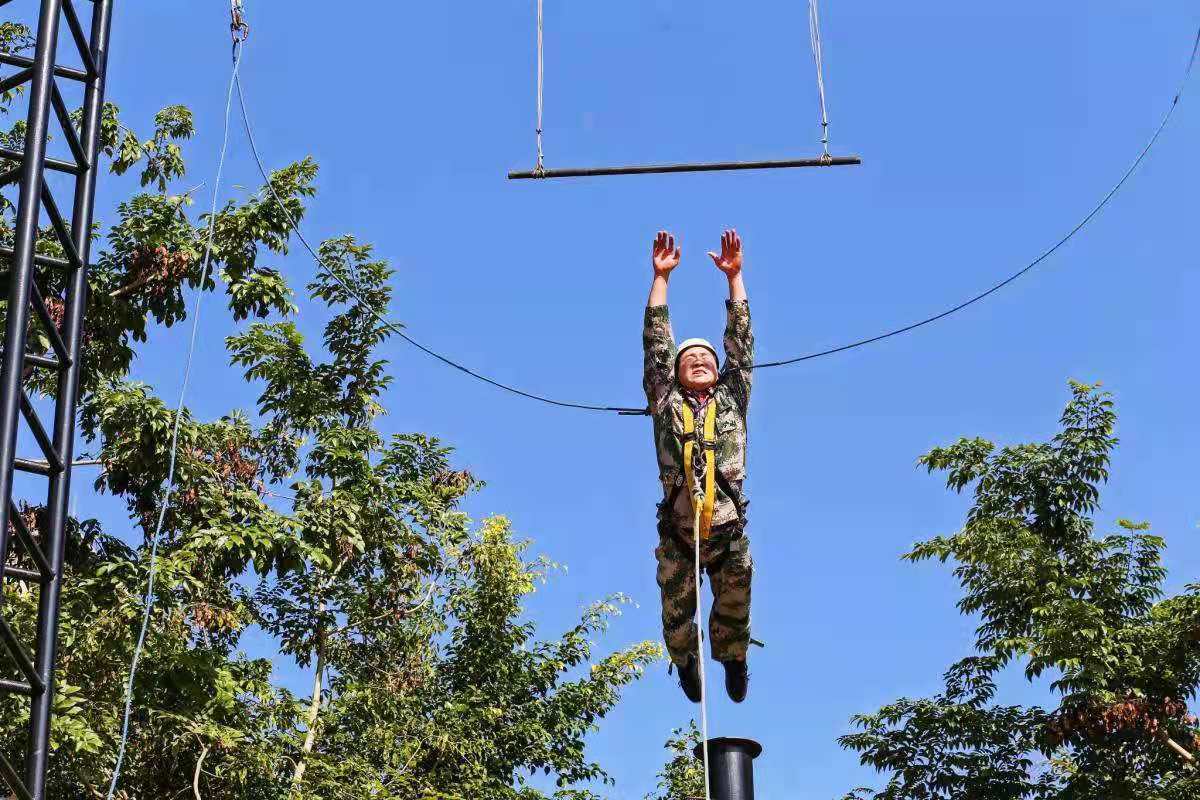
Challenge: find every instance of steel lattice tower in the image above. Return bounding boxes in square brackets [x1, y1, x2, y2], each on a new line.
[0, 1, 112, 797]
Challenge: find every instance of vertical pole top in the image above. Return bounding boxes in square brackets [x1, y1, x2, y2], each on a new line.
[693, 738, 762, 800]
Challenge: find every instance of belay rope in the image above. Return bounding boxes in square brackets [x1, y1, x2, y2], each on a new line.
[692, 499, 712, 800]
[685, 397, 718, 800]
[682, 399, 717, 540]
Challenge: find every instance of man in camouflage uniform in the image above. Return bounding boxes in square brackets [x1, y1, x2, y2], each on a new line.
[643, 229, 753, 704]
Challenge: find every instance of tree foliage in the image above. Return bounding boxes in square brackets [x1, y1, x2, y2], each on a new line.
[840, 383, 1200, 800]
[645, 722, 704, 800]
[0, 24, 660, 799]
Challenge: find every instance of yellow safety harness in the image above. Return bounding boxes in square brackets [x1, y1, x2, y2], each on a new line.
[681, 398, 718, 540]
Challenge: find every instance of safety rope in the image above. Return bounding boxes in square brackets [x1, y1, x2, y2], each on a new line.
[692, 486, 712, 800]
[535, 0, 545, 175]
[807, 0, 831, 159]
[230, 0, 249, 45]
[105, 36, 245, 800]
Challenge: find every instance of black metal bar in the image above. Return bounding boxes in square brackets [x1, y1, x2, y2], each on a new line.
[21, 354, 59, 372]
[0, 678, 34, 696]
[58, 1, 97, 76]
[0, 619, 43, 693]
[0, 0, 64, 632]
[0, 54, 87, 84]
[508, 155, 862, 179]
[694, 738, 762, 800]
[0, 245, 71, 271]
[0, 751, 32, 800]
[27, 281, 69, 364]
[49, 83, 86, 170]
[9, 504, 53, 580]
[3, 566, 44, 584]
[0, 352, 61, 372]
[0, 146, 81, 176]
[38, 185, 81, 267]
[25, 2, 111, 794]
[0, 68, 33, 95]
[13, 458, 52, 476]
[18, 394, 61, 472]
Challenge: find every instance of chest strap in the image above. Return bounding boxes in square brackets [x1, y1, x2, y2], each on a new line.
[681, 399, 718, 540]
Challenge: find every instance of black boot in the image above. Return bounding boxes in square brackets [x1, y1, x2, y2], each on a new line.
[722, 658, 749, 703]
[676, 655, 702, 703]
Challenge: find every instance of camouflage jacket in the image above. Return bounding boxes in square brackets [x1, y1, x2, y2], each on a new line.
[643, 300, 753, 530]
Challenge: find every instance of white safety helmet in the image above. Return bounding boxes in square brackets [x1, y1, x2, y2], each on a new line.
[674, 338, 719, 374]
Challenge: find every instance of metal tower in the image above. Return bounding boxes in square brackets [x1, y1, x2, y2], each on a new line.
[0, 0, 113, 797]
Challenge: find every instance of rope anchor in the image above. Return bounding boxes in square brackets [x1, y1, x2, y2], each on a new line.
[230, 0, 249, 43]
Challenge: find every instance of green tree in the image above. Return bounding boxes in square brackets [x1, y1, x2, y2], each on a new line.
[840, 383, 1200, 800]
[0, 23, 660, 799]
[646, 722, 704, 800]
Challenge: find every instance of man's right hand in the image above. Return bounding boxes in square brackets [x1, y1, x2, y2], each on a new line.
[652, 230, 681, 277]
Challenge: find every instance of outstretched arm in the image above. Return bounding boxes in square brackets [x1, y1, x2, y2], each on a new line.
[644, 231, 680, 408]
[647, 230, 679, 308]
[708, 228, 747, 304]
[709, 229, 753, 410]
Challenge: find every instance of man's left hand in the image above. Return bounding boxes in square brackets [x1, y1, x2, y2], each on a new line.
[708, 229, 743, 277]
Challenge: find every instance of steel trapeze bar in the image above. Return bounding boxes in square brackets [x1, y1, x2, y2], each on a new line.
[508, 154, 862, 179]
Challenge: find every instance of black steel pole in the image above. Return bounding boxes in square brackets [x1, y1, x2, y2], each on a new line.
[0, 0, 63, 605]
[694, 738, 763, 800]
[23, 0, 112, 794]
[508, 155, 862, 179]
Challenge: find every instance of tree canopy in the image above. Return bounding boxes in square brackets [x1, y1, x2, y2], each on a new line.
[0, 24, 660, 799]
[841, 383, 1200, 800]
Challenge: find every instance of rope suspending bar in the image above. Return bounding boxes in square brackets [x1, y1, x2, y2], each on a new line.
[511, 0, 860, 180]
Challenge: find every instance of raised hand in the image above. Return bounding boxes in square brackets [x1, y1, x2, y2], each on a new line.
[707, 229, 743, 277]
[652, 230, 682, 277]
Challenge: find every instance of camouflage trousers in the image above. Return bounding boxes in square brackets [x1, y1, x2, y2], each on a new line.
[655, 522, 753, 666]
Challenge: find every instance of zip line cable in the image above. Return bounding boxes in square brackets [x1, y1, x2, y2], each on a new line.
[104, 39, 245, 800]
[235, 25, 1196, 413]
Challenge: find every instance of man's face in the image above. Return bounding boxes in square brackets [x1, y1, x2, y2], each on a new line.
[677, 347, 718, 391]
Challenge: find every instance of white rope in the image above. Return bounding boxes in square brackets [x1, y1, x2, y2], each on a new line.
[535, 0, 545, 173]
[692, 503, 712, 800]
[807, 0, 831, 158]
[104, 37, 244, 800]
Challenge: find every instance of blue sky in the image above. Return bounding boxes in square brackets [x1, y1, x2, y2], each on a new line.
[25, 1, 1200, 797]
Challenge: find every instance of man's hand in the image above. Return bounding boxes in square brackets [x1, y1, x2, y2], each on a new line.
[708, 229, 743, 277]
[652, 230, 682, 277]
